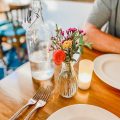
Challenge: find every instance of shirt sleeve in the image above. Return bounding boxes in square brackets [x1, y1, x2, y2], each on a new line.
[87, 0, 111, 29]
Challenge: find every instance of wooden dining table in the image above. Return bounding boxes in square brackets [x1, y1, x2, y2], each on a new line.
[0, 48, 120, 120]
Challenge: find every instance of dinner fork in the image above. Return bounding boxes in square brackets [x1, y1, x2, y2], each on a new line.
[24, 86, 52, 120]
[10, 87, 44, 120]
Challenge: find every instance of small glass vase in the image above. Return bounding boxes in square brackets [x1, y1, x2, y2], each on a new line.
[58, 62, 78, 98]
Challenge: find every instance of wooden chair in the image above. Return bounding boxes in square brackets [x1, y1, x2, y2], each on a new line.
[5, 3, 30, 47]
[0, 3, 30, 71]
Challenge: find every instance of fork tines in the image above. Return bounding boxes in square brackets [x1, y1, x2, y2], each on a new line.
[41, 86, 52, 102]
[33, 86, 53, 101]
[33, 87, 44, 100]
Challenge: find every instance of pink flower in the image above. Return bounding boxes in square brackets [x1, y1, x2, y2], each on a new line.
[79, 30, 86, 36]
[79, 30, 84, 34]
[66, 30, 69, 34]
[65, 36, 70, 40]
[83, 33, 86, 36]
[68, 28, 77, 33]
[82, 32, 86, 36]
[61, 30, 64, 36]
[62, 40, 66, 44]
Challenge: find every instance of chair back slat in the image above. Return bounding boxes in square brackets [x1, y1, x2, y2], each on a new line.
[8, 4, 30, 27]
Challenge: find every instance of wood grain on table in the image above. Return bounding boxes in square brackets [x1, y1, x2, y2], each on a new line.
[0, 48, 120, 120]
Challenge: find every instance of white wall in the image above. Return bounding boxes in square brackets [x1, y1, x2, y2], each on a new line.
[4, 0, 93, 29]
[43, 1, 93, 29]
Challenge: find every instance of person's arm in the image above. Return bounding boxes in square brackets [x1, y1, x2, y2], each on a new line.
[84, 23, 120, 53]
[83, 0, 120, 53]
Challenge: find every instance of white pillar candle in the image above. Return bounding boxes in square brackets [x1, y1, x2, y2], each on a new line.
[78, 60, 94, 90]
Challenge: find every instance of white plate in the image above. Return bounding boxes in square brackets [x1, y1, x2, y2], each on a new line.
[94, 54, 120, 90]
[47, 104, 120, 120]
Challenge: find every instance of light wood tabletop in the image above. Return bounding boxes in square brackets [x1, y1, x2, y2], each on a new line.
[0, 48, 120, 120]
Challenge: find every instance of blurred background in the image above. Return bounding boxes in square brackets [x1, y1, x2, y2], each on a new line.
[0, 0, 94, 80]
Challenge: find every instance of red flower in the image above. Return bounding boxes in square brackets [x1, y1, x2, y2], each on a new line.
[53, 50, 66, 65]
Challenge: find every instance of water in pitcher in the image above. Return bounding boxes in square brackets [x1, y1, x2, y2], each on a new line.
[29, 50, 54, 81]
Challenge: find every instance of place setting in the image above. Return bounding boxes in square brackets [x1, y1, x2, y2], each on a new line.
[10, 86, 53, 120]
[47, 104, 119, 120]
[94, 54, 120, 90]
[10, 1, 120, 119]
[0, 0, 120, 120]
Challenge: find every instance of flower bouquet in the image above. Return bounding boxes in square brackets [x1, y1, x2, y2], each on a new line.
[50, 25, 92, 98]
[50, 25, 92, 65]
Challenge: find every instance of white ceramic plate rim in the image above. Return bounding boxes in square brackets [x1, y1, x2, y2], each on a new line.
[47, 104, 120, 120]
[94, 54, 120, 90]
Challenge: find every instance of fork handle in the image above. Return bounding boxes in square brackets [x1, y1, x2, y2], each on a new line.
[10, 103, 31, 120]
[24, 100, 46, 120]
[24, 107, 38, 120]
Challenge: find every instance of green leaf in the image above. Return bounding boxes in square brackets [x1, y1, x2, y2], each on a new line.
[72, 31, 78, 37]
[79, 46, 83, 54]
[79, 36, 84, 45]
[71, 58, 77, 62]
[84, 42, 92, 49]
[74, 34, 80, 41]
[56, 24, 59, 31]
[52, 40, 56, 45]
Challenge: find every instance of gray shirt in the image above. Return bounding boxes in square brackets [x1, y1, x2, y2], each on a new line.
[87, 0, 120, 37]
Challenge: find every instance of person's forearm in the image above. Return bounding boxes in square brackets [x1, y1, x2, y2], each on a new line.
[83, 23, 120, 53]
